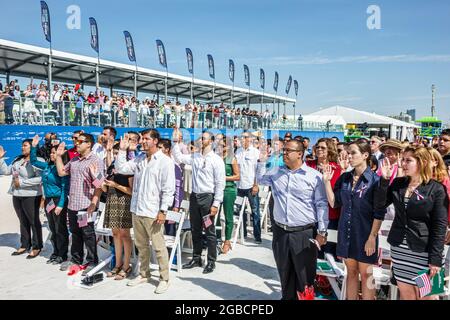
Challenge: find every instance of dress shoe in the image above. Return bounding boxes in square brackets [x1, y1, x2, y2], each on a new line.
[202, 261, 215, 274]
[182, 258, 203, 269]
[11, 248, 28, 256]
[26, 249, 41, 259]
[47, 255, 58, 264]
[52, 257, 66, 265]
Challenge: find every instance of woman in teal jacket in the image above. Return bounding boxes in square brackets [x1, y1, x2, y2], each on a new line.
[30, 135, 70, 265]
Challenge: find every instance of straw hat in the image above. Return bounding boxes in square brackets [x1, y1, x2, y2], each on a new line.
[380, 139, 404, 152]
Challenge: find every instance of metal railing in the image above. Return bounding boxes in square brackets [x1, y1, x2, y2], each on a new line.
[3, 96, 344, 132]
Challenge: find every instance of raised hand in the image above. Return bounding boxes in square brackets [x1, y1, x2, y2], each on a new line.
[380, 158, 393, 180]
[0, 146, 6, 159]
[119, 133, 129, 151]
[338, 152, 349, 171]
[32, 135, 40, 147]
[322, 164, 334, 182]
[172, 127, 180, 143]
[106, 136, 115, 152]
[56, 142, 66, 157]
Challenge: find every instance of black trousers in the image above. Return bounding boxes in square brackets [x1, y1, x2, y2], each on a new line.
[189, 193, 217, 262]
[272, 223, 318, 300]
[68, 209, 98, 265]
[45, 197, 69, 260]
[12, 196, 43, 250]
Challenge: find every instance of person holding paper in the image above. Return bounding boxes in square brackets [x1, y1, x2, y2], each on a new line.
[55, 133, 104, 276]
[376, 146, 448, 300]
[115, 129, 175, 294]
[257, 139, 329, 300]
[322, 139, 386, 300]
[0, 140, 44, 259]
[172, 129, 226, 274]
[30, 135, 70, 265]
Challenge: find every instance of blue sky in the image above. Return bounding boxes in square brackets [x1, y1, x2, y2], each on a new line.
[1, 0, 450, 122]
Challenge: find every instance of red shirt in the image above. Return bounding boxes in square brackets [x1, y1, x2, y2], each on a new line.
[306, 160, 342, 220]
[67, 147, 79, 160]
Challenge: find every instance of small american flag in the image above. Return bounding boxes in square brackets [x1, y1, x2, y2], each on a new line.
[92, 172, 104, 189]
[202, 215, 212, 229]
[413, 273, 432, 298]
[46, 199, 56, 213]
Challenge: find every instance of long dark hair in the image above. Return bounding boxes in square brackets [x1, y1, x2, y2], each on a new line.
[12, 139, 33, 165]
[348, 138, 371, 166]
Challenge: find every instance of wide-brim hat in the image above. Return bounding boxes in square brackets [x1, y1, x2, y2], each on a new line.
[380, 139, 404, 152]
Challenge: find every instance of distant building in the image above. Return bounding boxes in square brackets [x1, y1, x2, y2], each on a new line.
[391, 112, 413, 123]
[406, 109, 416, 121]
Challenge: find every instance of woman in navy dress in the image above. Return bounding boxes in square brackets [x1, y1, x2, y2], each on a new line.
[323, 139, 386, 300]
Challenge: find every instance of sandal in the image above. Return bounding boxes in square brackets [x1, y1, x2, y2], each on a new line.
[11, 248, 28, 256]
[222, 240, 232, 254]
[114, 266, 132, 280]
[107, 265, 123, 278]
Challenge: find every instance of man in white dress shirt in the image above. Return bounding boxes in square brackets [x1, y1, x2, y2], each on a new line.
[235, 131, 262, 243]
[172, 129, 225, 274]
[115, 129, 175, 294]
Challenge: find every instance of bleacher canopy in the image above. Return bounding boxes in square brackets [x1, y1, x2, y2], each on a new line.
[0, 38, 296, 105]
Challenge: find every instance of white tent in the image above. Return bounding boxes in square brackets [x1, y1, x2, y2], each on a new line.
[308, 105, 418, 140]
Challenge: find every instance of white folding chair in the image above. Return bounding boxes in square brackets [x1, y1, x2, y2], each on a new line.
[315, 229, 347, 300]
[179, 200, 193, 254]
[232, 196, 248, 249]
[258, 187, 272, 234]
[149, 209, 186, 273]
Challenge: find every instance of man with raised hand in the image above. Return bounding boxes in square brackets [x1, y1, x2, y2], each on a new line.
[115, 130, 175, 294]
[172, 128, 225, 274]
[55, 133, 104, 276]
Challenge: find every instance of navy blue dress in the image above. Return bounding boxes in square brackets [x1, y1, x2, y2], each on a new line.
[333, 167, 386, 264]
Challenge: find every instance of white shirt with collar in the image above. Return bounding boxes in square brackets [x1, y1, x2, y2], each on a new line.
[235, 145, 260, 190]
[92, 143, 106, 161]
[172, 143, 225, 208]
[115, 149, 175, 218]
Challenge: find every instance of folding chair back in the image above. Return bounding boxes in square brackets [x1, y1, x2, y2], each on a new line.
[231, 196, 247, 248]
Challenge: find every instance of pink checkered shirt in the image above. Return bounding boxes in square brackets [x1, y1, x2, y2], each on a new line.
[64, 152, 104, 211]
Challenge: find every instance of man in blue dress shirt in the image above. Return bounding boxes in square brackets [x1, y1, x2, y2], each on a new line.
[257, 139, 329, 300]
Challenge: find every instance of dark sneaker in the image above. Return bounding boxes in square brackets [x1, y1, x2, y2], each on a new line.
[46, 255, 57, 264]
[52, 257, 66, 265]
[60, 260, 76, 272]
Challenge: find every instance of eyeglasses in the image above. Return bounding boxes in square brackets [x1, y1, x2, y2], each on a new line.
[316, 146, 327, 150]
[282, 148, 301, 154]
[75, 139, 89, 145]
[71, 136, 78, 139]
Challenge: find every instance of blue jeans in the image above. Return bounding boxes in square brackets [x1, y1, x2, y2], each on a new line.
[236, 188, 261, 241]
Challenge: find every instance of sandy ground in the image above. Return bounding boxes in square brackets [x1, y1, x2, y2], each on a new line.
[0, 176, 281, 300]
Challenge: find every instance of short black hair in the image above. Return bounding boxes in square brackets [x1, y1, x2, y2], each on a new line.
[79, 133, 95, 149]
[140, 129, 160, 143]
[331, 136, 340, 142]
[158, 138, 172, 150]
[303, 137, 310, 142]
[285, 139, 304, 153]
[441, 129, 450, 137]
[73, 130, 83, 135]
[378, 132, 388, 139]
[103, 126, 117, 138]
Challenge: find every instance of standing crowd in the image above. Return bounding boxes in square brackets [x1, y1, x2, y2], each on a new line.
[0, 126, 449, 299]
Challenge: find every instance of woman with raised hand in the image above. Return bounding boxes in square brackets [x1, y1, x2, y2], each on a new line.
[376, 146, 448, 300]
[0, 139, 44, 259]
[30, 135, 70, 265]
[322, 139, 386, 300]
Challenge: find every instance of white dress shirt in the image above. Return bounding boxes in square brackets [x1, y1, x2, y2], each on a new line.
[115, 150, 175, 218]
[172, 143, 225, 208]
[235, 145, 260, 190]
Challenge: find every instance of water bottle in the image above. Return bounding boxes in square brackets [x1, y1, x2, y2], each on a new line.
[109, 242, 116, 269]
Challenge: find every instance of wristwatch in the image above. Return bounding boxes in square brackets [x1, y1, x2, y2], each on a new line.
[318, 230, 328, 237]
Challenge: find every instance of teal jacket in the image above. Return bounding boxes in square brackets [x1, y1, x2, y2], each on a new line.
[30, 146, 69, 208]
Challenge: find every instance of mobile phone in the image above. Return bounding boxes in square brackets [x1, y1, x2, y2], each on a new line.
[51, 139, 60, 145]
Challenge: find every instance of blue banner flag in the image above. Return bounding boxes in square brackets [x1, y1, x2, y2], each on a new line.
[207, 54, 215, 79]
[273, 72, 279, 92]
[260, 68, 265, 89]
[244, 64, 250, 86]
[294, 80, 299, 96]
[186, 48, 193, 74]
[285, 75, 292, 95]
[40, 1, 51, 43]
[89, 17, 99, 54]
[229, 59, 235, 83]
[123, 31, 136, 62]
[156, 39, 167, 69]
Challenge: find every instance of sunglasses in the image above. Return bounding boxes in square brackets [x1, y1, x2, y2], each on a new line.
[75, 139, 89, 145]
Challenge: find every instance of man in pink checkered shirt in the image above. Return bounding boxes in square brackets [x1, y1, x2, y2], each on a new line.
[55, 133, 104, 275]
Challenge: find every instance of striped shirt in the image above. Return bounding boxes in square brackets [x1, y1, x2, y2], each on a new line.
[64, 152, 104, 211]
